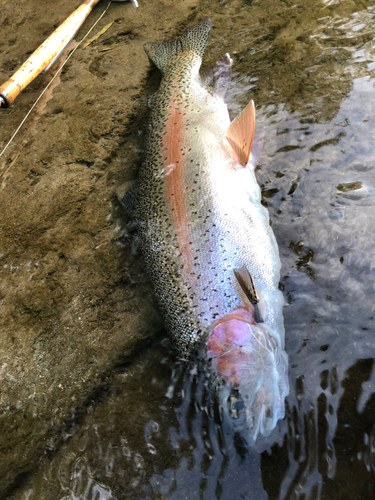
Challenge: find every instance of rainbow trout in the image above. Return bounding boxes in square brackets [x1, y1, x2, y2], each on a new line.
[130, 18, 288, 443]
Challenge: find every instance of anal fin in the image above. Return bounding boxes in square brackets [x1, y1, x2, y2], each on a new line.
[200, 53, 232, 100]
[249, 131, 263, 168]
[226, 100, 255, 166]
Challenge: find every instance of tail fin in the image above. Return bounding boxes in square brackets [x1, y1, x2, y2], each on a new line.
[144, 18, 212, 71]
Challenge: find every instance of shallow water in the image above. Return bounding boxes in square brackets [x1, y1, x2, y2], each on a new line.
[5, 0, 375, 498]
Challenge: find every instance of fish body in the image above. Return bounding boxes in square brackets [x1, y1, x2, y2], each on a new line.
[134, 19, 288, 443]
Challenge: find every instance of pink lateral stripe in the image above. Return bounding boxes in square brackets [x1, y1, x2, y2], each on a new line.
[163, 93, 194, 277]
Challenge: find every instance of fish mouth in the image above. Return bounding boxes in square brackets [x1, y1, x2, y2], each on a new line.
[206, 315, 288, 445]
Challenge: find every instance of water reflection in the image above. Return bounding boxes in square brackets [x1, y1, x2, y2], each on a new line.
[262, 359, 375, 500]
[8, 0, 375, 498]
[9, 342, 375, 499]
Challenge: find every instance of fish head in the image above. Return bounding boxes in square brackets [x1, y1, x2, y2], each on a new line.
[206, 306, 288, 445]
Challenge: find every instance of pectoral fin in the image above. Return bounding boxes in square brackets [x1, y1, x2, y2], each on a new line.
[234, 265, 258, 305]
[226, 100, 255, 166]
[234, 266, 264, 323]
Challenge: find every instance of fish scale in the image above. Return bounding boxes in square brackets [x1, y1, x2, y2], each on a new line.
[133, 18, 289, 443]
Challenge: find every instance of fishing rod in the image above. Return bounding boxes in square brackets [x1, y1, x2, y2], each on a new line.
[0, 0, 137, 108]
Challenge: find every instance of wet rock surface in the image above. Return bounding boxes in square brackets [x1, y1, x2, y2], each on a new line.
[0, 0, 198, 493]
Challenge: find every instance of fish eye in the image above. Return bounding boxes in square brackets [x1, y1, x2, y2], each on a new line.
[233, 399, 245, 412]
[228, 390, 245, 419]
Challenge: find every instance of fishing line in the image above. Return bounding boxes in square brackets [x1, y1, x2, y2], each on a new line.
[0, 1, 112, 159]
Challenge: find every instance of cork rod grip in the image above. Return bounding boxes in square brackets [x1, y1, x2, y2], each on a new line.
[0, 0, 101, 107]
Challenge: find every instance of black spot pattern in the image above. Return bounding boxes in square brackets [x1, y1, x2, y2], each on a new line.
[136, 19, 251, 357]
[144, 18, 212, 74]
[137, 21, 231, 357]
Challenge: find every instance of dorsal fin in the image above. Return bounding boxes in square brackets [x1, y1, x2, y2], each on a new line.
[226, 100, 255, 166]
[234, 265, 258, 305]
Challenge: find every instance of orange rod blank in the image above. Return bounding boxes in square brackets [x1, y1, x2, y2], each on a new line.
[0, 0, 102, 107]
